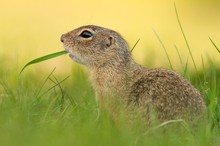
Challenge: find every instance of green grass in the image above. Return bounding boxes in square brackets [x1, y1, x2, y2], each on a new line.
[0, 60, 219, 146]
[20, 51, 68, 74]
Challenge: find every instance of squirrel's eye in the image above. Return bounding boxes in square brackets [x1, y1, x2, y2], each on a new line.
[79, 30, 93, 38]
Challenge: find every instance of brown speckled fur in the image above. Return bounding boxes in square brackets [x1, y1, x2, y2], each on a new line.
[61, 25, 206, 125]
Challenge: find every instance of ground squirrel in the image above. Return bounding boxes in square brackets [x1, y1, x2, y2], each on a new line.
[61, 25, 206, 125]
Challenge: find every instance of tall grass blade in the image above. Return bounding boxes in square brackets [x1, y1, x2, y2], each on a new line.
[20, 51, 68, 74]
[51, 75, 65, 111]
[38, 75, 70, 99]
[174, 3, 198, 73]
[0, 81, 16, 103]
[131, 39, 140, 53]
[174, 45, 183, 69]
[34, 67, 56, 99]
[183, 54, 189, 77]
[201, 55, 206, 83]
[153, 29, 173, 70]
[209, 37, 220, 54]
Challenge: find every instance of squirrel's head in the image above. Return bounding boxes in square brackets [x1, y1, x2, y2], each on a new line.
[61, 25, 132, 68]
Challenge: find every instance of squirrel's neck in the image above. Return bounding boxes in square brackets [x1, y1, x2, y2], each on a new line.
[89, 58, 140, 102]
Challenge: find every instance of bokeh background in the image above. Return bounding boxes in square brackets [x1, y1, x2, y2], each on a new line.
[0, 0, 220, 74]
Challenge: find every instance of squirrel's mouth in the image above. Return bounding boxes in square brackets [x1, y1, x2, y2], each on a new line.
[69, 53, 74, 59]
[63, 45, 70, 53]
[63, 45, 85, 65]
[67, 51, 85, 65]
[67, 50, 77, 60]
[63, 45, 74, 59]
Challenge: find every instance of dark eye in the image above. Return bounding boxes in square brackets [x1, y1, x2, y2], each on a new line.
[79, 30, 93, 38]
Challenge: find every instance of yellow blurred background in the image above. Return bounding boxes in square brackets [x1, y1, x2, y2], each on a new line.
[0, 0, 220, 74]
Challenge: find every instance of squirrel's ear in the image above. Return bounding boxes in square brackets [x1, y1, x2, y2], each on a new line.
[106, 36, 115, 48]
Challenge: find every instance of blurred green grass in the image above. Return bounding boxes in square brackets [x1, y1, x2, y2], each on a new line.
[0, 54, 220, 146]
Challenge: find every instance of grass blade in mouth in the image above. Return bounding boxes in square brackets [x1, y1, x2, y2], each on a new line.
[20, 50, 68, 74]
